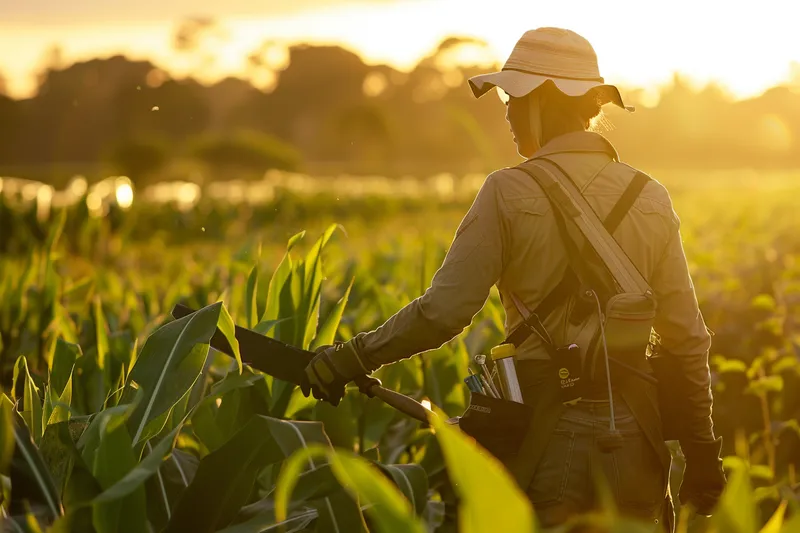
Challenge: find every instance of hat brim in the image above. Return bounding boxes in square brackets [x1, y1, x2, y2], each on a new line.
[468, 70, 633, 112]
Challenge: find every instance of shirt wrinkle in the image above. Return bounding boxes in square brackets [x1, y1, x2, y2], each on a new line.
[581, 160, 613, 192]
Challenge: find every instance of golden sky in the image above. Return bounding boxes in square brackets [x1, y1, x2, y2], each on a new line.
[1, 0, 799, 100]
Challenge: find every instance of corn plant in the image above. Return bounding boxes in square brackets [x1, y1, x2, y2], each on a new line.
[2, 172, 800, 531]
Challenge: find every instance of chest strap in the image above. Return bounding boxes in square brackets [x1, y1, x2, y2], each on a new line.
[504, 169, 650, 349]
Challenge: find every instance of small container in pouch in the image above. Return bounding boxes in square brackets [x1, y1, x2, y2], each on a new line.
[490, 344, 524, 403]
[464, 374, 483, 394]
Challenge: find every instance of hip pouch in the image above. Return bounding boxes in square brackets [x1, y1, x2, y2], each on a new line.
[454, 392, 533, 467]
[601, 292, 656, 366]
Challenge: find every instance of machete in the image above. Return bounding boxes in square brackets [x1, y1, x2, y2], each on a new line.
[171, 303, 433, 424]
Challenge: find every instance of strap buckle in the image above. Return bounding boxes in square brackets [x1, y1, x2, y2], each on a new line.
[523, 313, 554, 346]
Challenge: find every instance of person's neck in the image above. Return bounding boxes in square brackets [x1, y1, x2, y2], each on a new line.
[540, 123, 586, 147]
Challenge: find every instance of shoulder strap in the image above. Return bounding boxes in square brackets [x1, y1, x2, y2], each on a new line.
[603, 171, 650, 234]
[505, 163, 651, 348]
[519, 158, 652, 295]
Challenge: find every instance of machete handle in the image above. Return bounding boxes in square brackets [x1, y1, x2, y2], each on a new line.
[354, 375, 433, 425]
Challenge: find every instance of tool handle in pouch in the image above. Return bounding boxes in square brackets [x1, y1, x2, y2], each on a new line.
[491, 344, 524, 403]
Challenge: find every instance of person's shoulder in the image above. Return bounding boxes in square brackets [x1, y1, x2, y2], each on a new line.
[613, 163, 672, 205]
[482, 165, 547, 199]
[615, 162, 680, 225]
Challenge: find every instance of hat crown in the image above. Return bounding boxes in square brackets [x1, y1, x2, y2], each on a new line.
[503, 28, 603, 82]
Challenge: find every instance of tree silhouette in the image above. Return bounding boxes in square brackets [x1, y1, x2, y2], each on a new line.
[106, 138, 170, 186]
[0, 38, 799, 184]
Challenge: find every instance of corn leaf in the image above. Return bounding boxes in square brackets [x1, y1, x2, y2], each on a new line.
[46, 370, 73, 426]
[331, 453, 424, 533]
[712, 457, 757, 533]
[44, 207, 66, 254]
[245, 263, 259, 329]
[428, 407, 536, 533]
[78, 404, 134, 473]
[302, 295, 322, 351]
[9, 416, 64, 520]
[263, 231, 304, 323]
[311, 278, 353, 350]
[51, 339, 81, 397]
[424, 345, 467, 417]
[12, 355, 26, 403]
[275, 445, 367, 533]
[165, 415, 341, 533]
[230, 464, 345, 532]
[276, 445, 424, 533]
[779, 505, 800, 532]
[253, 318, 288, 336]
[1, 394, 15, 475]
[21, 358, 43, 445]
[217, 510, 317, 533]
[93, 296, 109, 372]
[379, 464, 428, 516]
[126, 303, 221, 445]
[298, 224, 340, 349]
[208, 371, 265, 399]
[218, 304, 242, 375]
[93, 422, 183, 504]
[38, 420, 95, 512]
[91, 410, 147, 533]
[760, 500, 787, 533]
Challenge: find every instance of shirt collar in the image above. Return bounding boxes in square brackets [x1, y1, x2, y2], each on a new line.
[531, 131, 619, 161]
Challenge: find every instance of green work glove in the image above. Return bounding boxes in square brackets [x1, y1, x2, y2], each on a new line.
[300, 341, 372, 406]
[679, 437, 726, 516]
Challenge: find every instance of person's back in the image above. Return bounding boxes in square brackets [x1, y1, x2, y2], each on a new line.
[491, 132, 683, 356]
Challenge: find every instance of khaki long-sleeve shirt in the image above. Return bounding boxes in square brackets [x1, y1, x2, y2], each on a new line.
[351, 131, 714, 438]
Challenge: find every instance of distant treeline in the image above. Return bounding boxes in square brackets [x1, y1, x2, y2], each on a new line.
[1, 37, 799, 186]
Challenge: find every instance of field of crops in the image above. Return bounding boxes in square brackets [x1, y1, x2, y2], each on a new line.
[2, 168, 800, 532]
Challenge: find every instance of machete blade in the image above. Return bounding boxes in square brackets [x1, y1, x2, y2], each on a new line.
[171, 303, 313, 386]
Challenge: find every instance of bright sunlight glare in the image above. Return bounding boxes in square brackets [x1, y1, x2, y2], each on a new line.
[115, 182, 134, 209]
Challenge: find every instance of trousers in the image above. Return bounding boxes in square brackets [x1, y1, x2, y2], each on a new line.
[526, 397, 667, 530]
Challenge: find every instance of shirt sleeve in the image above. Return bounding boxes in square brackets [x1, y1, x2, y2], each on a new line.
[350, 172, 510, 369]
[651, 210, 715, 441]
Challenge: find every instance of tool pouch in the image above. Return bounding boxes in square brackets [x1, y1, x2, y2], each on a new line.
[455, 392, 533, 466]
[601, 292, 656, 365]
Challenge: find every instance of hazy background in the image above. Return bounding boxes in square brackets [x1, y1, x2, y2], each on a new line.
[1, 0, 800, 191]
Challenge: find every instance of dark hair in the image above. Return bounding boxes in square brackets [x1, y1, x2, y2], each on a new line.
[536, 80, 603, 145]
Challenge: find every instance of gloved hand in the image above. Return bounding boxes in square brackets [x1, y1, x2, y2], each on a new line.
[679, 437, 726, 516]
[300, 341, 372, 406]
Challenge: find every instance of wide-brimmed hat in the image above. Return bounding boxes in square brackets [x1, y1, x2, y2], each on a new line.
[469, 28, 633, 111]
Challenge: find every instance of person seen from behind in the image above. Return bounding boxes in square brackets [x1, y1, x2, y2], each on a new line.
[300, 27, 725, 531]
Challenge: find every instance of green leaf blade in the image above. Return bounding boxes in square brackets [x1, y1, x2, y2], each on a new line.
[126, 303, 221, 445]
[91, 411, 147, 533]
[245, 263, 259, 329]
[51, 340, 81, 397]
[428, 408, 536, 533]
[218, 304, 242, 375]
[312, 278, 354, 350]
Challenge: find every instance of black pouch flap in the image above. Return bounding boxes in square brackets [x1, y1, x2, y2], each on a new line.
[457, 392, 533, 463]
